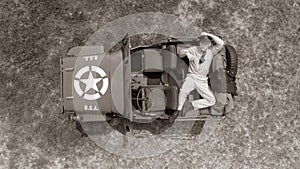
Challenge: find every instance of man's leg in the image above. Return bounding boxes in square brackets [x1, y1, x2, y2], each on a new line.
[191, 80, 216, 110]
[177, 76, 195, 110]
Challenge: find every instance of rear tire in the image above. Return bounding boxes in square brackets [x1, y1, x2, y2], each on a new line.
[225, 45, 238, 78]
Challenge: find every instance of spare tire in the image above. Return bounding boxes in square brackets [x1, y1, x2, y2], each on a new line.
[225, 45, 238, 78]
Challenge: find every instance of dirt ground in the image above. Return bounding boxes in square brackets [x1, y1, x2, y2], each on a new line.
[0, 0, 299, 168]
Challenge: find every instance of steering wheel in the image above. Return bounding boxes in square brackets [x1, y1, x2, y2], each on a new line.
[136, 87, 153, 113]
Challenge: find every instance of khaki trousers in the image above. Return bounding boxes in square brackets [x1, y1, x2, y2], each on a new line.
[177, 75, 216, 110]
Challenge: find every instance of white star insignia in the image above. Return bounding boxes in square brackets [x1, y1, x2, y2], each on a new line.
[80, 71, 102, 92]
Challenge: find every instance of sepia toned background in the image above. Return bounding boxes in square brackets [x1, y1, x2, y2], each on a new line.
[0, 0, 299, 168]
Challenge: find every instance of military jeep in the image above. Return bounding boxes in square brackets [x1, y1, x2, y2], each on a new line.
[60, 34, 238, 136]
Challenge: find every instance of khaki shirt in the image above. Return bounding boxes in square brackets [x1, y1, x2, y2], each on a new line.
[186, 45, 222, 80]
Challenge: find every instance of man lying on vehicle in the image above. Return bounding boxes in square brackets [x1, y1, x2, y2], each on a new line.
[177, 32, 224, 114]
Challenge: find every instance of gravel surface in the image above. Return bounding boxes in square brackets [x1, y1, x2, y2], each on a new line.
[0, 0, 299, 168]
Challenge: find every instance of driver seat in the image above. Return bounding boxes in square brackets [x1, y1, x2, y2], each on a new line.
[142, 85, 178, 112]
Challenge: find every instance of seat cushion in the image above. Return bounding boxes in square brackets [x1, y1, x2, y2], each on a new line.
[143, 49, 164, 73]
[165, 86, 178, 110]
[163, 45, 177, 70]
[146, 88, 166, 112]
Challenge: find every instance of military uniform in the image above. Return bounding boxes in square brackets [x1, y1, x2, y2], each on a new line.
[177, 44, 222, 111]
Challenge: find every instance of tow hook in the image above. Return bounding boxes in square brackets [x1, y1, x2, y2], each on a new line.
[69, 113, 80, 122]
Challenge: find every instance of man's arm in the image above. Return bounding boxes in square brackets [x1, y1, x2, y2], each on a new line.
[202, 32, 224, 54]
[180, 48, 195, 61]
[201, 32, 224, 46]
